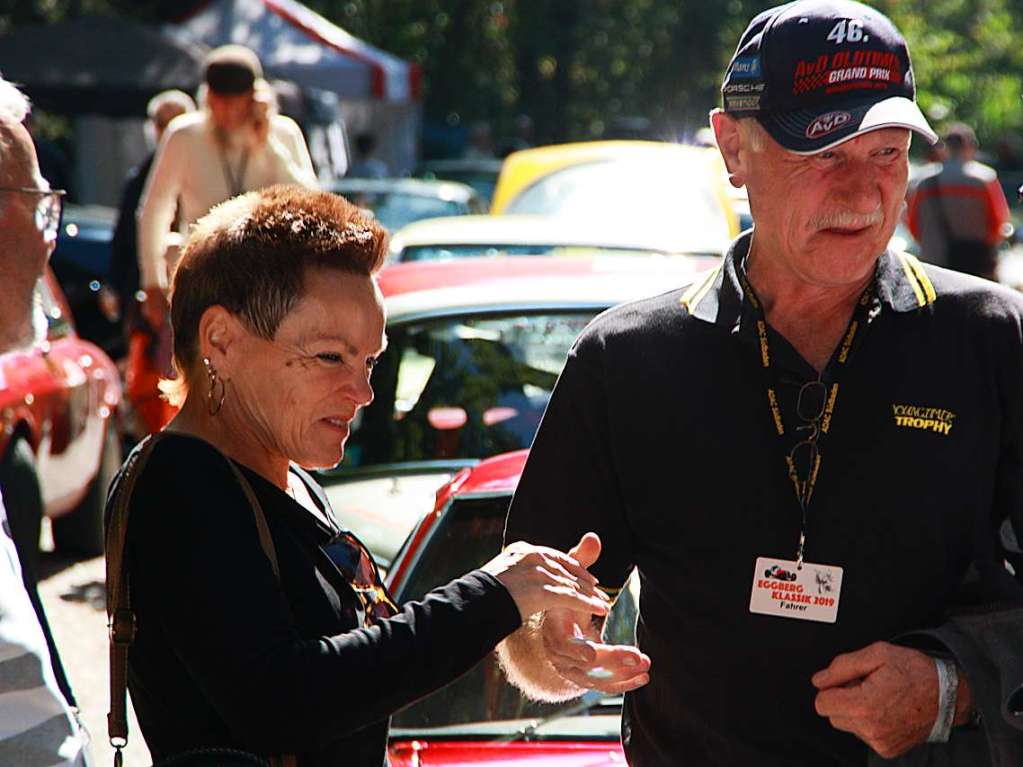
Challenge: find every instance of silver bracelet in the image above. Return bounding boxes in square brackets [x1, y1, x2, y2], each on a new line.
[927, 657, 959, 743]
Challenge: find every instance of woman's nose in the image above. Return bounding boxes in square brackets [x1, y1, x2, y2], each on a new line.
[351, 369, 374, 407]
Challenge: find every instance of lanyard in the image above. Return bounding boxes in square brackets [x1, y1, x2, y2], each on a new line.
[736, 264, 876, 567]
[218, 145, 250, 198]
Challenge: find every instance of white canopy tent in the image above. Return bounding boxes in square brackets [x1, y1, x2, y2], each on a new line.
[172, 0, 422, 174]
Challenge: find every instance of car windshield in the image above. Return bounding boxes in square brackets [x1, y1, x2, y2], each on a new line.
[341, 311, 595, 470]
[345, 191, 465, 232]
[505, 158, 730, 253]
[419, 169, 498, 207]
[390, 494, 638, 734]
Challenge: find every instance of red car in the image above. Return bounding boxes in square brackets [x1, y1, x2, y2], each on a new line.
[0, 270, 123, 571]
[319, 252, 716, 566]
[384, 450, 638, 765]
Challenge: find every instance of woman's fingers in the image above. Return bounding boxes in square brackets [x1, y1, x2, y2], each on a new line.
[536, 547, 600, 585]
[540, 583, 609, 616]
[504, 541, 599, 585]
[485, 541, 608, 620]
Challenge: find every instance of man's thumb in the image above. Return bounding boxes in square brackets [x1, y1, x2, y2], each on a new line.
[569, 532, 602, 569]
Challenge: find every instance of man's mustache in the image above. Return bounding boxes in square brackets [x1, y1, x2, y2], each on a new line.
[811, 208, 883, 231]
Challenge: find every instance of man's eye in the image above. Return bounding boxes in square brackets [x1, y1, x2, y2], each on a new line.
[317, 353, 344, 364]
[366, 357, 379, 371]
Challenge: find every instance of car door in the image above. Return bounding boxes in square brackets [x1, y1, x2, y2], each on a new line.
[34, 275, 101, 515]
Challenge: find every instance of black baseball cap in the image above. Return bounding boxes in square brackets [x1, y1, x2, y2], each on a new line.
[205, 45, 262, 95]
[721, 0, 937, 153]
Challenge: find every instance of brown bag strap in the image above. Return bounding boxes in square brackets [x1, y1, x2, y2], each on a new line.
[105, 432, 295, 767]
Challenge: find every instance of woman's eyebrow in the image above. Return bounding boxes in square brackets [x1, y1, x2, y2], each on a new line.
[302, 332, 388, 356]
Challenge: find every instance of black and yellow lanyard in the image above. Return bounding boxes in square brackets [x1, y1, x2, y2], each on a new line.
[736, 265, 877, 568]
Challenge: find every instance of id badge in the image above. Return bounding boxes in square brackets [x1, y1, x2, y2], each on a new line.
[749, 557, 843, 623]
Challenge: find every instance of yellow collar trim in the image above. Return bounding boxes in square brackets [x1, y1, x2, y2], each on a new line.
[896, 252, 936, 307]
[680, 265, 721, 314]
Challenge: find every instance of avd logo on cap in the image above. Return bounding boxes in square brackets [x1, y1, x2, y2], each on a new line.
[805, 110, 852, 139]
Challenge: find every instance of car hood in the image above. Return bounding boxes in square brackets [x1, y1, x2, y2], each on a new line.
[389, 739, 625, 766]
[322, 469, 462, 564]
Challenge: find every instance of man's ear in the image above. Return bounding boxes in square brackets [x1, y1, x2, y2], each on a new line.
[197, 305, 243, 379]
[710, 109, 748, 189]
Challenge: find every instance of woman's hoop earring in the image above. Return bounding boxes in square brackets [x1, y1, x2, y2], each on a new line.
[203, 356, 226, 416]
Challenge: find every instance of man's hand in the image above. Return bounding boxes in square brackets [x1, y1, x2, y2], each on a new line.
[141, 286, 168, 330]
[813, 641, 971, 759]
[540, 534, 650, 695]
[249, 91, 272, 148]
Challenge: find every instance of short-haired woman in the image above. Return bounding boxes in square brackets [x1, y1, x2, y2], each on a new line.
[109, 185, 610, 766]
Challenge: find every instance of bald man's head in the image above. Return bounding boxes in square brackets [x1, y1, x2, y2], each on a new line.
[0, 76, 51, 352]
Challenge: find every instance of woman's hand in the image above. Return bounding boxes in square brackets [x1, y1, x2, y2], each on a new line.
[482, 534, 610, 622]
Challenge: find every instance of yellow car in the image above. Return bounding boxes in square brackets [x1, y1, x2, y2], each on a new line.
[490, 141, 740, 251]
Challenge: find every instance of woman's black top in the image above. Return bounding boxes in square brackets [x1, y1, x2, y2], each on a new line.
[115, 433, 521, 766]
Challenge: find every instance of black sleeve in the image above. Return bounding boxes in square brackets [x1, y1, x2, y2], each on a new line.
[128, 439, 521, 753]
[109, 163, 146, 301]
[990, 307, 1023, 593]
[504, 325, 635, 592]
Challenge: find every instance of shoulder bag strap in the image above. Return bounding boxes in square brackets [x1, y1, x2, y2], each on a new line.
[106, 432, 166, 766]
[106, 433, 296, 767]
[224, 461, 282, 582]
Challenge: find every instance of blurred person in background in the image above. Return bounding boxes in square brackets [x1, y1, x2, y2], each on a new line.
[136, 44, 317, 374]
[497, 113, 534, 157]
[110, 89, 194, 435]
[906, 123, 1011, 279]
[462, 120, 495, 160]
[347, 132, 388, 178]
[0, 73, 90, 767]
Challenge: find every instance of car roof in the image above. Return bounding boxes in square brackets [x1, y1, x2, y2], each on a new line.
[416, 158, 504, 174]
[490, 140, 727, 214]
[377, 253, 717, 324]
[451, 450, 528, 498]
[328, 177, 477, 203]
[389, 213, 727, 258]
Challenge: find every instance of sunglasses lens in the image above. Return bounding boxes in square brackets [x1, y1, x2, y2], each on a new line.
[323, 532, 396, 623]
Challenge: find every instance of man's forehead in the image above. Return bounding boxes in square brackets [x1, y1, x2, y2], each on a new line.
[0, 120, 41, 185]
[798, 127, 912, 157]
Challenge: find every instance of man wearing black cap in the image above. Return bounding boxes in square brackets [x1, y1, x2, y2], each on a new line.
[137, 44, 317, 332]
[499, 1, 1023, 765]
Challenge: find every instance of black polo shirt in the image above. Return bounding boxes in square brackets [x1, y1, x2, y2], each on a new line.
[505, 233, 1023, 766]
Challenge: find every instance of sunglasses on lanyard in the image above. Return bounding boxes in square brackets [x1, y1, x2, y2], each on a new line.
[321, 530, 398, 625]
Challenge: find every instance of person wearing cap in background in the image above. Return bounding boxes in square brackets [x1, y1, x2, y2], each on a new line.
[906, 123, 1012, 280]
[110, 89, 195, 435]
[136, 44, 317, 347]
[498, 1, 1023, 765]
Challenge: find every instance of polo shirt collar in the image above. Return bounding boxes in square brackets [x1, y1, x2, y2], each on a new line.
[680, 232, 936, 331]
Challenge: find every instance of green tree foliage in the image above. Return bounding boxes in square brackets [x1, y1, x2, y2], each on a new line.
[4, 0, 1023, 150]
[877, 0, 1023, 148]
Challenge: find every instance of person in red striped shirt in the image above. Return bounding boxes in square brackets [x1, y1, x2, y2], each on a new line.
[906, 123, 1011, 279]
